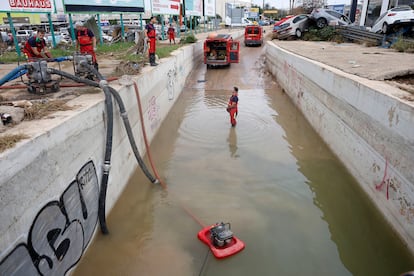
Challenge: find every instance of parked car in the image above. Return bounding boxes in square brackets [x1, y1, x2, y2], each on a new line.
[310, 8, 352, 28]
[0, 31, 13, 45]
[259, 19, 270, 26]
[272, 15, 294, 39]
[180, 24, 187, 32]
[155, 24, 168, 40]
[46, 34, 71, 45]
[370, 5, 414, 34]
[16, 29, 34, 42]
[277, 14, 310, 40]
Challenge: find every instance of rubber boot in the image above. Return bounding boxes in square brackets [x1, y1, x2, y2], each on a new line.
[152, 53, 159, 66]
[150, 53, 158, 66]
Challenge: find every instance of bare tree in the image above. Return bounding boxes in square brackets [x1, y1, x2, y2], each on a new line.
[302, 0, 326, 13]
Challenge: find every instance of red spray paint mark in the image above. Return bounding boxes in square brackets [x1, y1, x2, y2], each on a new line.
[375, 158, 389, 200]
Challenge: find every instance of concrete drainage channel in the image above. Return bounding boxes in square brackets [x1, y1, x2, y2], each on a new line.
[265, 40, 414, 256]
[2, 28, 412, 272]
[0, 29, 245, 275]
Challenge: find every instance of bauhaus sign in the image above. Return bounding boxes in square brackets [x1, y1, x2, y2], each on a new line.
[0, 0, 54, 12]
[63, 0, 144, 13]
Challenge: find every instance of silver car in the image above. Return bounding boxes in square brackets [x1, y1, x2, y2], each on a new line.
[277, 14, 310, 40]
[310, 8, 352, 29]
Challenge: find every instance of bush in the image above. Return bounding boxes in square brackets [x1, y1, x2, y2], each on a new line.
[181, 34, 197, 44]
[303, 26, 344, 43]
[391, 36, 414, 53]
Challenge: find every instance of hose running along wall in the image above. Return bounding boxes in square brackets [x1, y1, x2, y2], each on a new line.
[49, 67, 113, 234]
[107, 85, 158, 184]
[50, 63, 159, 234]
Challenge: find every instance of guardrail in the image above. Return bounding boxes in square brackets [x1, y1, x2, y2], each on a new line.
[336, 25, 414, 48]
[335, 25, 384, 46]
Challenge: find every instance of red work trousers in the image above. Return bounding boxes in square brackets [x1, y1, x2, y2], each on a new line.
[229, 108, 238, 126]
[148, 38, 156, 54]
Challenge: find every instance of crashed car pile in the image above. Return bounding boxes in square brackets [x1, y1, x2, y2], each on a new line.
[273, 6, 414, 40]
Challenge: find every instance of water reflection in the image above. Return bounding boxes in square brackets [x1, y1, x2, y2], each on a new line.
[265, 87, 414, 276]
[227, 127, 239, 158]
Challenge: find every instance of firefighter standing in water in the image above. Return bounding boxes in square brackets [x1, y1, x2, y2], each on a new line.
[227, 87, 239, 127]
[75, 22, 98, 71]
[23, 29, 52, 60]
[145, 16, 158, 66]
[167, 23, 176, 45]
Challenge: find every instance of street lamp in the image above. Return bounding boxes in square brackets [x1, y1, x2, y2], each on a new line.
[262, 0, 265, 19]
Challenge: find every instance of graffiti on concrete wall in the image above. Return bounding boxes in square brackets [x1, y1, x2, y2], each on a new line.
[0, 161, 99, 275]
[147, 96, 160, 131]
[167, 65, 177, 101]
[373, 158, 414, 224]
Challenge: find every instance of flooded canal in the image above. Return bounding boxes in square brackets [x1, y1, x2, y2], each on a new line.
[74, 43, 414, 276]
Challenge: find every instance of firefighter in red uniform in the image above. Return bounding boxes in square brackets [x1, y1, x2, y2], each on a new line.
[145, 16, 158, 66]
[227, 87, 239, 127]
[23, 29, 52, 60]
[167, 24, 176, 45]
[75, 22, 98, 71]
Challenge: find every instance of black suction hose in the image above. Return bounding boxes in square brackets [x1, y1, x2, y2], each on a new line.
[48, 68, 99, 87]
[98, 85, 113, 235]
[50, 66, 114, 235]
[107, 86, 158, 184]
[84, 63, 158, 183]
[88, 64, 114, 235]
[51, 63, 159, 234]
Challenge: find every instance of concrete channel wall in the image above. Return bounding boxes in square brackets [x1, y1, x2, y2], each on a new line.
[0, 28, 245, 275]
[0, 40, 206, 274]
[265, 42, 414, 255]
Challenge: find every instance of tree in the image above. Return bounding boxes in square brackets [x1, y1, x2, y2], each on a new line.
[301, 0, 326, 13]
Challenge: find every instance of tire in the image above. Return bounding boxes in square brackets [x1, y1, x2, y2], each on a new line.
[382, 23, 389, 34]
[316, 18, 327, 29]
[295, 29, 302, 38]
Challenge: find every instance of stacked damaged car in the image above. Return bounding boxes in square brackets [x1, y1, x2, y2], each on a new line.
[273, 8, 353, 40]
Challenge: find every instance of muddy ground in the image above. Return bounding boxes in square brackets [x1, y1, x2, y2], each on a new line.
[0, 53, 132, 103]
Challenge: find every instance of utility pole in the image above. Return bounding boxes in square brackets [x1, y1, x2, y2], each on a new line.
[262, 0, 265, 19]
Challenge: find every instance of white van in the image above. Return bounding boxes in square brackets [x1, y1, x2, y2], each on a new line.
[225, 17, 254, 27]
[16, 29, 34, 42]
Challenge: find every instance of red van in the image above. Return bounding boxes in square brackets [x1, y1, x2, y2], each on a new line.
[204, 33, 240, 68]
[244, 25, 263, 46]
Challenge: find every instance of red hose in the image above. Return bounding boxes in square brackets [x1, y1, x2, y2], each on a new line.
[132, 81, 207, 228]
[132, 81, 168, 190]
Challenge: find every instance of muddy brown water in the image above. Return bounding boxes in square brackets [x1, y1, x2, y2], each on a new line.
[73, 44, 414, 276]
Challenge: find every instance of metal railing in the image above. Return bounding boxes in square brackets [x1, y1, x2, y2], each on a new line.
[335, 25, 384, 46]
[335, 25, 414, 48]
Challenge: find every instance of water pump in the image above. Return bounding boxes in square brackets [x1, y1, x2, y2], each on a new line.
[210, 222, 233, 247]
[26, 60, 60, 94]
[73, 53, 95, 80]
